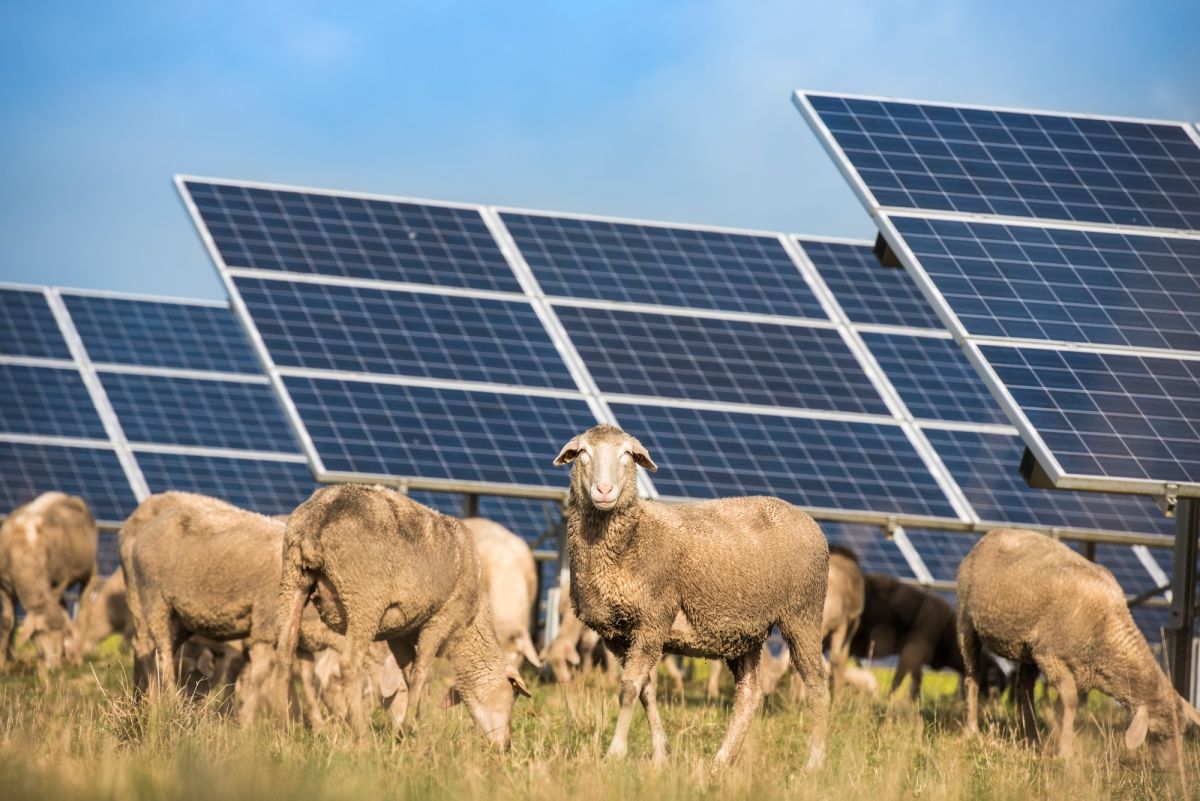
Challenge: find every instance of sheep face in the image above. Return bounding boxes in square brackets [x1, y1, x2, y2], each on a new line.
[452, 665, 531, 750]
[553, 425, 657, 511]
[1127, 697, 1200, 768]
[18, 608, 69, 669]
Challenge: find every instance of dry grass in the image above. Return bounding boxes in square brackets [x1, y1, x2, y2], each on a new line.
[0, 640, 1195, 801]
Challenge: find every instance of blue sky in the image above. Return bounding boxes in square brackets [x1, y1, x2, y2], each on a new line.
[2, 1, 1197, 300]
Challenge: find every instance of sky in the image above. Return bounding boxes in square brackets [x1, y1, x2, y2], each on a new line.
[2, 1, 1198, 301]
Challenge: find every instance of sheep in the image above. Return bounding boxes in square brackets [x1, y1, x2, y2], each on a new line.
[553, 423, 830, 768]
[121, 492, 339, 722]
[0, 492, 98, 670]
[465, 517, 542, 670]
[273, 485, 531, 748]
[959, 528, 1200, 765]
[851, 572, 1006, 700]
[66, 567, 132, 664]
[312, 642, 408, 728]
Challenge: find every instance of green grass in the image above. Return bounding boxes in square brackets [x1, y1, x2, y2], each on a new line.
[0, 646, 1195, 801]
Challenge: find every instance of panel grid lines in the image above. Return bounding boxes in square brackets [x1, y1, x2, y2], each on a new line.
[0, 288, 71, 359]
[0, 363, 107, 440]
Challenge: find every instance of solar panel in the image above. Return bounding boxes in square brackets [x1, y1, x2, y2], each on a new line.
[609, 403, 957, 519]
[0, 287, 71, 359]
[888, 216, 1200, 349]
[502, 211, 826, 317]
[797, 92, 1200, 231]
[184, 180, 520, 292]
[283, 376, 596, 487]
[407, 490, 561, 544]
[234, 276, 574, 388]
[823, 521, 916, 578]
[63, 293, 261, 374]
[0, 441, 138, 523]
[796, 239, 943, 329]
[135, 452, 318, 517]
[859, 331, 1010, 425]
[554, 305, 888, 413]
[923, 427, 1173, 535]
[903, 529, 979, 582]
[979, 344, 1200, 486]
[0, 364, 107, 440]
[100, 372, 299, 452]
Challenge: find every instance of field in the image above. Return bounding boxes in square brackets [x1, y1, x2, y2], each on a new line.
[0, 641, 1195, 801]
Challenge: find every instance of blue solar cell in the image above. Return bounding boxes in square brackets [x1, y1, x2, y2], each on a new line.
[891, 217, 1200, 350]
[135, 452, 318, 516]
[284, 377, 597, 486]
[609, 404, 956, 518]
[903, 529, 979, 582]
[407, 491, 561, 544]
[184, 181, 520, 292]
[0, 364, 106, 439]
[1085, 543, 1161, 597]
[556, 305, 888, 413]
[797, 239, 943, 329]
[1131, 605, 1173, 646]
[0, 441, 137, 522]
[503, 212, 826, 317]
[101, 372, 297, 452]
[923, 427, 1174, 535]
[97, 532, 120, 575]
[0, 288, 70, 359]
[821, 521, 915, 578]
[860, 332, 1009, 425]
[65, 294, 260, 374]
[980, 345, 1200, 485]
[803, 94, 1200, 230]
[235, 277, 574, 389]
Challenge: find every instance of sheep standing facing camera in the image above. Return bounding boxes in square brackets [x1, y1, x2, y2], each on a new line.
[957, 528, 1200, 765]
[554, 423, 830, 768]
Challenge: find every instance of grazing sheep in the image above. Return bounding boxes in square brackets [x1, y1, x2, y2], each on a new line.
[958, 528, 1200, 765]
[121, 492, 338, 722]
[851, 573, 1005, 700]
[66, 567, 132, 664]
[465, 517, 542, 670]
[0, 492, 98, 669]
[313, 642, 408, 729]
[554, 424, 830, 768]
[274, 485, 531, 748]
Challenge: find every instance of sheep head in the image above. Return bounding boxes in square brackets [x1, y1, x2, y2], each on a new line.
[1125, 692, 1200, 768]
[553, 424, 656, 511]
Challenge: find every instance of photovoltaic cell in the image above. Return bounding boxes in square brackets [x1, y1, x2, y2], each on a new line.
[235, 276, 574, 388]
[65, 294, 260, 374]
[97, 533, 120, 575]
[503, 212, 825, 317]
[891, 216, 1200, 350]
[0, 441, 137, 522]
[797, 239, 942, 329]
[407, 490, 560, 543]
[0, 364, 106, 439]
[283, 376, 596, 487]
[184, 181, 520, 292]
[923, 427, 1173, 535]
[0, 288, 70, 360]
[822, 521, 915, 578]
[100, 373, 297, 453]
[555, 305, 888, 414]
[903, 529, 979, 582]
[860, 332, 1009, 425]
[803, 93, 1200, 230]
[980, 345, 1200, 485]
[135, 452, 318, 516]
[609, 403, 957, 518]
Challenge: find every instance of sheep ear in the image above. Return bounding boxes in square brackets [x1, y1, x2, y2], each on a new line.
[1125, 704, 1149, 750]
[553, 436, 584, 466]
[379, 654, 404, 700]
[516, 633, 542, 669]
[630, 439, 657, 472]
[506, 664, 532, 698]
[565, 645, 581, 667]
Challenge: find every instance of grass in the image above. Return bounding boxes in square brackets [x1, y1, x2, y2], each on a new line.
[0, 640, 1195, 801]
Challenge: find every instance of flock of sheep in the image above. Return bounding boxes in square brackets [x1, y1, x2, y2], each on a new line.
[2, 422, 1198, 769]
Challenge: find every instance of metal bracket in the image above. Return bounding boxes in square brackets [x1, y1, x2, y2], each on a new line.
[1157, 485, 1179, 518]
[882, 516, 899, 540]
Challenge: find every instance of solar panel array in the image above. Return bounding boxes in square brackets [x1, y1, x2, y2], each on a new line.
[179, 177, 1176, 605]
[796, 91, 1200, 500]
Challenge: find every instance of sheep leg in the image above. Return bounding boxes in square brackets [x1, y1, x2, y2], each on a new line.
[0, 590, 14, 666]
[145, 600, 179, 697]
[339, 626, 373, 734]
[238, 641, 275, 725]
[713, 647, 764, 765]
[908, 664, 924, 703]
[605, 640, 663, 761]
[781, 617, 828, 770]
[385, 639, 415, 733]
[827, 622, 850, 702]
[957, 616, 983, 735]
[640, 666, 669, 765]
[297, 651, 325, 730]
[406, 615, 457, 721]
[660, 655, 685, 703]
[706, 659, 723, 702]
[1014, 662, 1040, 745]
[1039, 657, 1077, 759]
